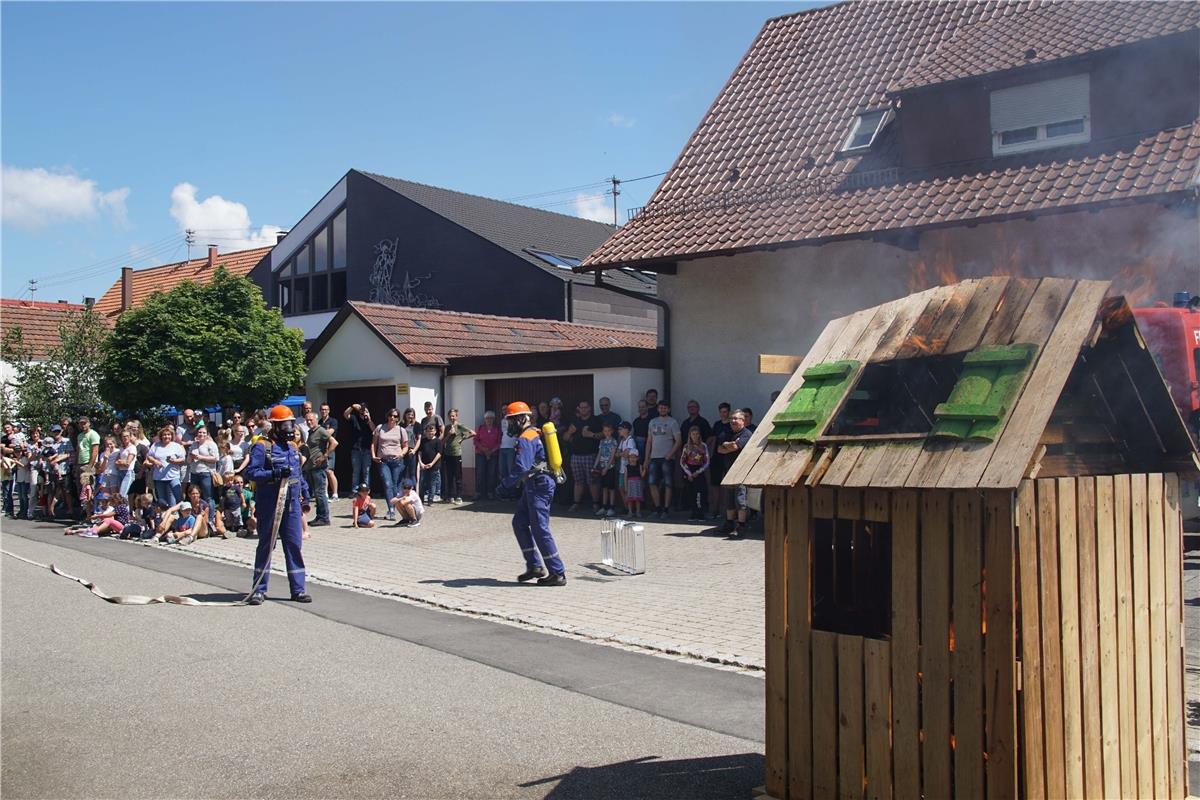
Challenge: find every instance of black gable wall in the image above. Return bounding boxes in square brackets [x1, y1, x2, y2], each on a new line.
[345, 170, 567, 319]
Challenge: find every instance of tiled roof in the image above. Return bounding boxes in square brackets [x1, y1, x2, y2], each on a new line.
[320, 302, 656, 367]
[358, 171, 655, 295]
[890, 0, 1200, 92]
[0, 299, 109, 360]
[585, 1, 1200, 268]
[93, 245, 273, 316]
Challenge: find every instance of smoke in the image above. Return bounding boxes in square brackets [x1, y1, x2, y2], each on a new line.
[901, 203, 1199, 306]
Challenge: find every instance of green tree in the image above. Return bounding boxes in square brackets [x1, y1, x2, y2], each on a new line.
[99, 268, 306, 412]
[1, 306, 112, 426]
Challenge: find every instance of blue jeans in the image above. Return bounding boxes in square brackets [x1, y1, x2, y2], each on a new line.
[474, 453, 497, 499]
[15, 482, 30, 518]
[155, 479, 182, 505]
[191, 472, 216, 519]
[3, 477, 13, 515]
[308, 468, 329, 522]
[378, 457, 405, 503]
[351, 448, 371, 492]
[499, 448, 515, 489]
[420, 465, 441, 501]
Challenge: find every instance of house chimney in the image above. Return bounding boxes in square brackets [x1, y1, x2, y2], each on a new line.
[207, 245, 218, 269]
[276, 230, 289, 244]
[120, 266, 133, 313]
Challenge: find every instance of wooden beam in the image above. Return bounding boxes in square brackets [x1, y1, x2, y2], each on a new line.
[760, 354, 806, 375]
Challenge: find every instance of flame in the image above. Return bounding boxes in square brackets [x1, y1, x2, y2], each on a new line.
[906, 334, 935, 354]
[907, 232, 962, 292]
[989, 225, 1028, 278]
[1100, 296, 1133, 332]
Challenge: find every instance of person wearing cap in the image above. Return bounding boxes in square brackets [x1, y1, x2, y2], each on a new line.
[497, 401, 566, 586]
[245, 404, 311, 605]
[351, 483, 377, 528]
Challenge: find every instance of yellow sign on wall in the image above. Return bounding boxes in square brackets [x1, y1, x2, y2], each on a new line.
[396, 384, 410, 395]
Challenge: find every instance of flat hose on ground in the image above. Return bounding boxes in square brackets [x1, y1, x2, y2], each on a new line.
[1, 478, 291, 607]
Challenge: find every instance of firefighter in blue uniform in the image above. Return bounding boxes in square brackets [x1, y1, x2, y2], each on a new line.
[245, 404, 311, 605]
[498, 401, 566, 586]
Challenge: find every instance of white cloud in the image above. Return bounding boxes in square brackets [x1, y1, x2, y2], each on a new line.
[169, 182, 282, 252]
[1, 165, 129, 230]
[573, 192, 613, 224]
[607, 112, 636, 129]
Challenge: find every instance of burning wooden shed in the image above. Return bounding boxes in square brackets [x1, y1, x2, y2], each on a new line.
[725, 277, 1199, 800]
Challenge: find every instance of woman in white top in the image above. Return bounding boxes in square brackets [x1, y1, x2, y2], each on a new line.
[110, 429, 138, 498]
[188, 426, 220, 519]
[146, 426, 186, 504]
[228, 423, 250, 475]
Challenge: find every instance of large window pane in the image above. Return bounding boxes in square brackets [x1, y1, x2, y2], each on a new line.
[278, 281, 291, 315]
[280, 260, 292, 278]
[311, 273, 329, 311]
[332, 208, 347, 269]
[295, 243, 310, 275]
[313, 227, 329, 272]
[330, 271, 347, 307]
[293, 276, 310, 314]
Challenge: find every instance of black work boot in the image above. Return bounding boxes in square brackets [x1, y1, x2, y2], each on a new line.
[517, 566, 548, 583]
[292, 593, 313, 603]
[247, 593, 266, 606]
[536, 573, 567, 587]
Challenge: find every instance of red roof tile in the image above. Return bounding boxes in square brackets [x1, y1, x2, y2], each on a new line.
[340, 302, 656, 367]
[93, 246, 272, 316]
[585, 1, 1200, 268]
[890, 0, 1199, 92]
[0, 299, 110, 360]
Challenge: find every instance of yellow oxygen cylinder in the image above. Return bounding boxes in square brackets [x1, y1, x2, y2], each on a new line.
[541, 422, 565, 482]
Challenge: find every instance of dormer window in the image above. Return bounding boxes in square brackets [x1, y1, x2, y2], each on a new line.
[841, 108, 892, 152]
[991, 73, 1090, 156]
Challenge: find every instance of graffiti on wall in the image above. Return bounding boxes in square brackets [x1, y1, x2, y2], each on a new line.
[368, 237, 441, 308]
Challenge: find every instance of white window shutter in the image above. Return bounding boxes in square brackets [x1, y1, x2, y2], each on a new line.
[990, 73, 1090, 133]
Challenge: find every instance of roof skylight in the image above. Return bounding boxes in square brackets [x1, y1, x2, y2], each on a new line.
[841, 109, 892, 152]
[527, 249, 583, 269]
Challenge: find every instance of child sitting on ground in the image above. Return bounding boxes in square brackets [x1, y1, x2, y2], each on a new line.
[90, 492, 132, 538]
[617, 421, 643, 518]
[163, 502, 197, 545]
[390, 478, 424, 527]
[351, 483, 377, 528]
[64, 491, 114, 537]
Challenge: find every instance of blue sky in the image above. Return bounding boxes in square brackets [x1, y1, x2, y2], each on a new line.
[1, 1, 815, 301]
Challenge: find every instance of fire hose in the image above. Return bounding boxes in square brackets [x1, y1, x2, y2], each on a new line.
[0, 478, 293, 607]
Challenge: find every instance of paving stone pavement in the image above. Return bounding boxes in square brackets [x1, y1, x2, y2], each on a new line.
[148, 498, 767, 672]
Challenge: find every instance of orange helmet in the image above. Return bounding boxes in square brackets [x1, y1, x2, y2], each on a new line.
[504, 401, 532, 418]
[268, 404, 295, 422]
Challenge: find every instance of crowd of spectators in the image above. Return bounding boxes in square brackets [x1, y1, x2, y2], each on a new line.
[1, 387, 761, 539]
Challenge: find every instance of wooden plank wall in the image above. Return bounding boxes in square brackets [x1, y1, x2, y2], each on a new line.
[1014, 475, 1186, 800]
[774, 485, 1018, 799]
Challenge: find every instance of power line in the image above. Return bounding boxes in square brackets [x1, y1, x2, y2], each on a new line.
[623, 170, 668, 184]
[503, 180, 611, 203]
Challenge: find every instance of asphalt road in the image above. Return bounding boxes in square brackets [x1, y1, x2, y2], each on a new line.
[0, 527, 764, 799]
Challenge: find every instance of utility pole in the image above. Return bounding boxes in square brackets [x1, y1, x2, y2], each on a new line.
[185, 228, 196, 264]
[610, 175, 621, 226]
[27, 279, 37, 301]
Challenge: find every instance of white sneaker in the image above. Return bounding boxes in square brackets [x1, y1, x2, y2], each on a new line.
[604, 508, 615, 517]
[593, 506, 605, 516]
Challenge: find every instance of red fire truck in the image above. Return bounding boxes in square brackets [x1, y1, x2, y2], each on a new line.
[1133, 292, 1200, 531]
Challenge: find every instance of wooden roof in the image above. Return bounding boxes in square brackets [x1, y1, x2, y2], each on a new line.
[725, 277, 1198, 490]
